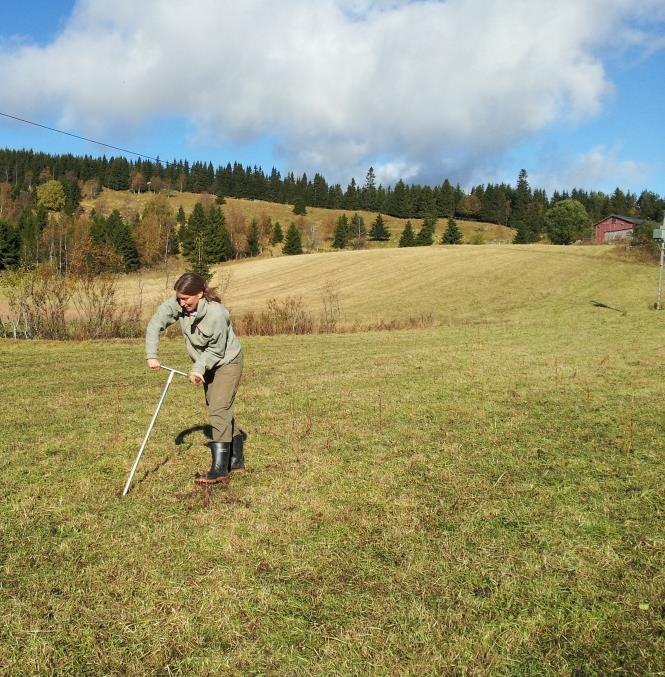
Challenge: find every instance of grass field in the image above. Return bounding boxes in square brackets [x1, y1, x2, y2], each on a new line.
[1, 245, 664, 674]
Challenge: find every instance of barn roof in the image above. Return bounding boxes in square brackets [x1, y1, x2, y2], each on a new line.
[593, 214, 642, 227]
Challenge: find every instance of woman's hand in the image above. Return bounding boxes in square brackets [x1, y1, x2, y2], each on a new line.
[189, 371, 205, 385]
[147, 358, 161, 371]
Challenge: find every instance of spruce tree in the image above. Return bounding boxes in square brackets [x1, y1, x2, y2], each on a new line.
[362, 166, 377, 211]
[399, 220, 416, 247]
[246, 218, 261, 257]
[441, 216, 463, 244]
[437, 179, 455, 217]
[293, 195, 307, 215]
[0, 221, 21, 270]
[350, 213, 366, 248]
[203, 204, 234, 263]
[17, 208, 42, 266]
[105, 210, 140, 271]
[189, 253, 211, 282]
[369, 213, 390, 241]
[282, 222, 303, 255]
[416, 216, 436, 245]
[271, 221, 284, 245]
[176, 205, 186, 227]
[60, 176, 82, 215]
[510, 169, 539, 243]
[181, 202, 206, 258]
[332, 214, 350, 249]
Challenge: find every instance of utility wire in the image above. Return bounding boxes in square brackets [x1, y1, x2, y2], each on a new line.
[0, 111, 167, 165]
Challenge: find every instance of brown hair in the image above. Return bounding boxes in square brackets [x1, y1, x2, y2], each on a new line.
[174, 272, 221, 302]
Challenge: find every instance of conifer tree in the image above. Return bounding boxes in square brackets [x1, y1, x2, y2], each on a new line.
[246, 218, 261, 257]
[203, 204, 234, 263]
[350, 213, 366, 249]
[437, 179, 455, 217]
[399, 220, 416, 247]
[188, 254, 211, 282]
[369, 213, 390, 241]
[282, 222, 303, 255]
[362, 166, 377, 211]
[293, 195, 307, 215]
[511, 169, 539, 243]
[271, 221, 284, 244]
[176, 205, 186, 227]
[17, 208, 42, 266]
[0, 221, 21, 270]
[332, 214, 350, 249]
[180, 202, 221, 276]
[441, 216, 463, 244]
[391, 180, 409, 217]
[416, 215, 436, 245]
[180, 202, 206, 258]
[105, 210, 140, 271]
[60, 176, 82, 215]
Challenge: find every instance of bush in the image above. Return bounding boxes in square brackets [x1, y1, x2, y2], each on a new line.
[1, 266, 72, 339]
[0, 267, 143, 339]
[628, 220, 661, 263]
[235, 297, 313, 336]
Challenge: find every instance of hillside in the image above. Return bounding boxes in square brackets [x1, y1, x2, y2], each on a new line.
[124, 243, 655, 326]
[80, 188, 516, 250]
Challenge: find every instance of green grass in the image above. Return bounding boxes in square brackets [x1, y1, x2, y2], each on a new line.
[1, 245, 665, 674]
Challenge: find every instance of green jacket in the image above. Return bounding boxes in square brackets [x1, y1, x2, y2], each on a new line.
[145, 296, 242, 375]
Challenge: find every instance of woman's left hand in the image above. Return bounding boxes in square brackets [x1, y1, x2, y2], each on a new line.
[189, 371, 205, 385]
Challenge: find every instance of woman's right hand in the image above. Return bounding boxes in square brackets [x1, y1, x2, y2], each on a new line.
[147, 358, 161, 371]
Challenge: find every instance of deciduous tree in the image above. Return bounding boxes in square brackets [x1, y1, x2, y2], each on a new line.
[544, 199, 591, 245]
[37, 179, 66, 212]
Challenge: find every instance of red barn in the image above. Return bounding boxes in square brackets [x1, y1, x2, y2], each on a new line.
[594, 214, 641, 243]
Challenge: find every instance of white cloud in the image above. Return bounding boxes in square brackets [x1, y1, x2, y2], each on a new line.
[530, 145, 649, 194]
[0, 0, 663, 184]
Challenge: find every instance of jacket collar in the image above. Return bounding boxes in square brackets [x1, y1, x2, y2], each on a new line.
[195, 297, 209, 319]
[179, 295, 208, 320]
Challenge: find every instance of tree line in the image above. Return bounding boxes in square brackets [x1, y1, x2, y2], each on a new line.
[2, 147, 665, 273]
[2, 149, 664, 231]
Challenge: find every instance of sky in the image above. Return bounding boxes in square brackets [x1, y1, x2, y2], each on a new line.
[1, 0, 665, 197]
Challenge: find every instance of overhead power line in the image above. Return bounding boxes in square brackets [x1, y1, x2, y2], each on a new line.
[0, 110, 167, 165]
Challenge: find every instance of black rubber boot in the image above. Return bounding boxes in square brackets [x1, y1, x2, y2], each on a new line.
[229, 430, 246, 474]
[197, 441, 231, 484]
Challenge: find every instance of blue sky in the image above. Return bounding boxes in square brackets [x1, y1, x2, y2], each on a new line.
[1, 0, 664, 197]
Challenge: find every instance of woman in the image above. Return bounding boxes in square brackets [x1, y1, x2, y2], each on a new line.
[145, 272, 244, 484]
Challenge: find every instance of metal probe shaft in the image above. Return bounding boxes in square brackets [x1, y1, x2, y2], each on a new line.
[121, 365, 187, 496]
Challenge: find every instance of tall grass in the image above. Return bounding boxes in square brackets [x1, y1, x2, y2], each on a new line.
[0, 266, 144, 339]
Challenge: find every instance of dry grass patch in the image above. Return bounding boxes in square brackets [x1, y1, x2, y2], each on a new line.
[80, 189, 515, 251]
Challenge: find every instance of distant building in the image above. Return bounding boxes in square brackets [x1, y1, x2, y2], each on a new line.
[594, 214, 641, 243]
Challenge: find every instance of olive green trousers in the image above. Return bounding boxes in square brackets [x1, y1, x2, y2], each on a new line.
[203, 352, 243, 443]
